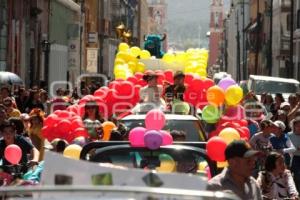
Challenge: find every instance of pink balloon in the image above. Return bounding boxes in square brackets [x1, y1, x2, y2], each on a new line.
[144, 130, 163, 150]
[129, 127, 146, 147]
[4, 144, 22, 165]
[145, 109, 166, 130]
[160, 130, 173, 145]
[218, 77, 236, 91]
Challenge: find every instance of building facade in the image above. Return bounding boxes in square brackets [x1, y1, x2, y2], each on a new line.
[272, 0, 292, 77]
[223, 0, 250, 81]
[208, 0, 225, 68]
[138, 0, 149, 47]
[294, 0, 300, 79]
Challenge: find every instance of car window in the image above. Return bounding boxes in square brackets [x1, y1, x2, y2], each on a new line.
[121, 119, 206, 141]
[91, 147, 210, 177]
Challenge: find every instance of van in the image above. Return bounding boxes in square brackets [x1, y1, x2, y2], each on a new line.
[248, 75, 300, 100]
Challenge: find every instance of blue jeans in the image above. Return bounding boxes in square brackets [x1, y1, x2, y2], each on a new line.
[291, 156, 300, 192]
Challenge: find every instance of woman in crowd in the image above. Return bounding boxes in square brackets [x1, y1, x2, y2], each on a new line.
[274, 93, 285, 113]
[26, 89, 44, 112]
[257, 152, 298, 200]
[289, 117, 300, 192]
[28, 109, 45, 161]
[82, 100, 104, 140]
[138, 72, 165, 112]
[263, 93, 275, 114]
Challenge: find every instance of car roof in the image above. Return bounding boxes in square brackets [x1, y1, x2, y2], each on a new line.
[121, 114, 199, 121]
[249, 75, 299, 84]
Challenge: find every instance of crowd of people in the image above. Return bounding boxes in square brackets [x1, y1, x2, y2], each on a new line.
[207, 90, 300, 199]
[0, 72, 300, 199]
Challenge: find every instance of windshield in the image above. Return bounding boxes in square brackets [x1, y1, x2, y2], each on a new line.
[251, 80, 299, 94]
[122, 119, 206, 141]
[91, 147, 210, 176]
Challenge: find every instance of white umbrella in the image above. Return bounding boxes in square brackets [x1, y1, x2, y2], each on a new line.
[0, 72, 24, 85]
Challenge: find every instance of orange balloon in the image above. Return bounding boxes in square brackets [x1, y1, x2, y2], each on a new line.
[102, 121, 117, 141]
[206, 86, 225, 106]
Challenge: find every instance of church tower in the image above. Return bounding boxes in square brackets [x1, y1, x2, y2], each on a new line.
[208, 0, 224, 68]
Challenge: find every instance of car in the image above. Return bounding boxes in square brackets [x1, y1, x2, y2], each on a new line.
[120, 114, 207, 141]
[248, 75, 300, 101]
[0, 185, 238, 199]
[80, 141, 219, 177]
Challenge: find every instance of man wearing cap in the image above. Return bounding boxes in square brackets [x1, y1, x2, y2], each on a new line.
[164, 71, 186, 102]
[207, 140, 263, 200]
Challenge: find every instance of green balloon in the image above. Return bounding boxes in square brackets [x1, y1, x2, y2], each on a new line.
[202, 105, 221, 124]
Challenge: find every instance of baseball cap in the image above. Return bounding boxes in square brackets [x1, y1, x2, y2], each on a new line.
[260, 119, 276, 130]
[225, 140, 260, 160]
[274, 120, 286, 131]
[174, 71, 185, 79]
[280, 102, 291, 109]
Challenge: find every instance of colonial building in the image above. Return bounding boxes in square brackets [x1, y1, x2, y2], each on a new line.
[223, 0, 250, 81]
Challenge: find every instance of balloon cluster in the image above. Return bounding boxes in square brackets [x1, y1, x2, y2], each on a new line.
[129, 109, 173, 150]
[203, 77, 250, 163]
[42, 110, 89, 143]
[162, 48, 209, 78]
[114, 43, 151, 80]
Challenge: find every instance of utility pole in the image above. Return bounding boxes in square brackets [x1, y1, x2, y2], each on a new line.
[236, 12, 241, 82]
[242, 0, 246, 80]
[268, 0, 273, 76]
[289, 0, 294, 78]
[255, 0, 260, 75]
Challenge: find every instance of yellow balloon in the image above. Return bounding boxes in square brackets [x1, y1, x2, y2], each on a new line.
[136, 62, 145, 72]
[162, 53, 175, 63]
[225, 85, 244, 106]
[156, 154, 176, 173]
[115, 58, 125, 66]
[219, 128, 240, 144]
[217, 161, 228, 168]
[119, 42, 129, 52]
[130, 46, 141, 58]
[140, 50, 151, 59]
[198, 161, 208, 171]
[128, 61, 136, 72]
[116, 51, 130, 61]
[63, 144, 82, 160]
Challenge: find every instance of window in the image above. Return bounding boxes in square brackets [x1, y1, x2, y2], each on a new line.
[287, 14, 291, 31]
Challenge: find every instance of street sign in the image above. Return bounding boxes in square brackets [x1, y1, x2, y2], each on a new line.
[86, 48, 98, 73]
[88, 32, 98, 43]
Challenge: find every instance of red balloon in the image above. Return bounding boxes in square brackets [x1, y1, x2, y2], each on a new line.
[4, 145, 22, 165]
[184, 74, 194, 86]
[209, 129, 220, 139]
[108, 81, 121, 90]
[134, 72, 143, 80]
[118, 81, 134, 97]
[191, 78, 204, 92]
[71, 119, 84, 130]
[239, 119, 248, 126]
[164, 70, 174, 84]
[137, 79, 147, 87]
[127, 76, 138, 84]
[239, 127, 250, 140]
[73, 127, 89, 138]
[157, 73, 166, 85]
[44, 114, 59, 127]
[184, 87, 198, 105]
[223, 105, 246, 121]
[206, 136, 227, 162]
[56, 120, 72, 136]
[94, 89, 108, 99]
[115, 78, 124, 82]
[203, 78, 215, 90]
[57, 110, 72, 119]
